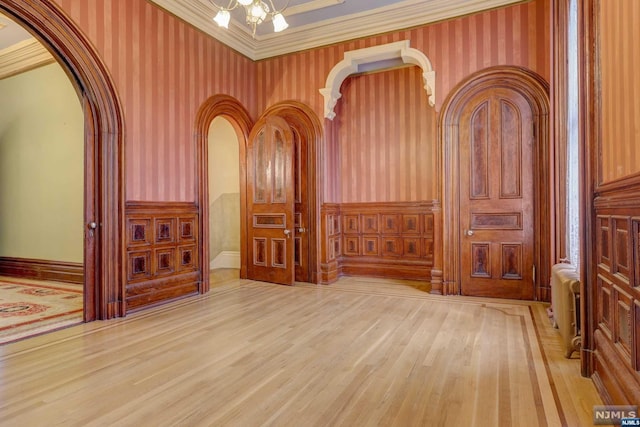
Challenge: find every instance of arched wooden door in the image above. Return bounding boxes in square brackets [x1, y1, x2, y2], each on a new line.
[458, 87, 535, 299]
[441, 66, 550, 300]
[247, 116, 295, 285]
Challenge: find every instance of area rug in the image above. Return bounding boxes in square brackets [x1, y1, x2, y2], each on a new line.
[0, 278, 82, 345]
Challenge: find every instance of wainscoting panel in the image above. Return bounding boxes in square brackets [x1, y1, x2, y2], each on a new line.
[0, 257, 83, 285]
[321, 202, 436, 284]
[125, 202, 200, 311]
[592, 190, 640, 404]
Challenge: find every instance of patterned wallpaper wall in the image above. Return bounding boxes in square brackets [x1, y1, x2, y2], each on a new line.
[599, 0, 640, 183]
[54, 0, 256, 202]
[50, 0, 550, 202]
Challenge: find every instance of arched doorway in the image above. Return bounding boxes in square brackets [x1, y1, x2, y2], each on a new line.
[0, 0, 124, 320]
[195, 94, 252, 292]
[440, 66, 550, 300]
[208, 117, 241, 277]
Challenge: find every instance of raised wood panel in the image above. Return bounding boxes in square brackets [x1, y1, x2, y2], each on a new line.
[471, 243, 491, 278]
[501, 244, 523, 280]
[612, 217, 631, 283]
[615, 287, 633, 363]
[344, 237, 360, 256]
[362, 237, 379, 257]
[382, 238, 403, 257]
[321, 202, 436, 283]
[343, 215, 360, 234]
[0, 257, 84, 285]
[402, 215, 420, 234]
[403, 238, 421, 258]
[471, 102, 490, 199]
[500, 100, 522, 199]
[125, 202, 199, 311]
[471, 212, 522, 230]
[597, 275, 613, 339]
[320, 204, 341, 283]
[598, 216, 611, 270]
[591, 194, 640, 402]
[253, 238, 267, 266]
[128, 219, 152, 247]
[128, 250, 151, 282]
[361, 215, 378, 234]
[382, 215, 400, 234]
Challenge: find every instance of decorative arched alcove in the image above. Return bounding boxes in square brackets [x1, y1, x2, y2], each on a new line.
[319, 40, 436, 120]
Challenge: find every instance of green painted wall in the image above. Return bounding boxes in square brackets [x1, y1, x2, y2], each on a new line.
[0, 63, 83, 262]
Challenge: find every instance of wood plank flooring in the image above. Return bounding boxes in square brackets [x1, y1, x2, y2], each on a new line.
[0, 274, 601, 426]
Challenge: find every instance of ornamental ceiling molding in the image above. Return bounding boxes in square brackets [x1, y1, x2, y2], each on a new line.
[149, 0, 525, 60]
[0, 38, 54, 80]
[319, 40, 435, 120]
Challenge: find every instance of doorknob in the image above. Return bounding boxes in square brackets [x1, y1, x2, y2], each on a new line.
[297, 227, 305, 233]
[283, 229, 291, 238]
[88, 222, 97, 237]
[464, 229, 474, 236]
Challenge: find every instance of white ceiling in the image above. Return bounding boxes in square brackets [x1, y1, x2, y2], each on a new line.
[150, 0, 527, 60]
[0, 12, 33, 50]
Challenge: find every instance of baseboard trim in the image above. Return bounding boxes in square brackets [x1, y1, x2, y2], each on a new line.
[211, 251, 241, 269]
[340, 259, 432, 282]
[0, 256, 83, 285]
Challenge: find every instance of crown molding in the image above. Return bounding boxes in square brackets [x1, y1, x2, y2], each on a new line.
[150, 0, 526, 60]
[0, 38, 54, 80]
[285, 0, 345, 16]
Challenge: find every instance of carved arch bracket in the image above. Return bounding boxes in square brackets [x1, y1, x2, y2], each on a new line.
[319, 40, 436, 120]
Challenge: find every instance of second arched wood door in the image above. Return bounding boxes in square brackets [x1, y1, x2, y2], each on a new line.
[246, 115, 295, 285]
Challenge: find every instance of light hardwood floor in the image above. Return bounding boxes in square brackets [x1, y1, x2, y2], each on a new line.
[0, 273, 601, 426]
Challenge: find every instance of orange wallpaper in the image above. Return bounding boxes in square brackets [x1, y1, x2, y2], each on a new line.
[599, 0, 640, 183]
[335, 67, 436, 202]
[257, 0, 550, 202]
[50, 0, 550, 203]
[53, 0, 256, 201]
[257, 0, 549, 115]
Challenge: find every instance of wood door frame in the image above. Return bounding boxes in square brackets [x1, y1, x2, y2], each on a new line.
[440, 66, 551, 300]
[195, 95, 253, 292]
[1, 0, 125, 320]
[259, 102, 323, 284]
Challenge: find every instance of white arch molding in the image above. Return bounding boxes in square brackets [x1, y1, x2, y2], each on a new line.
[319, 40, 436, 120]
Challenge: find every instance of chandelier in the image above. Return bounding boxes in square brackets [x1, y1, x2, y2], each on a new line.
[209, 0, 290, 36]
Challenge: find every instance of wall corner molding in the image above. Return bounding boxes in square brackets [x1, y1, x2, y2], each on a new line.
[319, 40, 435, 120]
[0, 38, 54, 80]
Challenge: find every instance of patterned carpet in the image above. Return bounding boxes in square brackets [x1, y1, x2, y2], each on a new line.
[0, 277, 83, 345]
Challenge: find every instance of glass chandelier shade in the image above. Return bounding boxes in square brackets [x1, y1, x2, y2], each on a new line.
[210, 0, 290, 36]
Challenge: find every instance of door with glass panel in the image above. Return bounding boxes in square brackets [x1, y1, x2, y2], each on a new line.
[247, 115, 295, 285]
